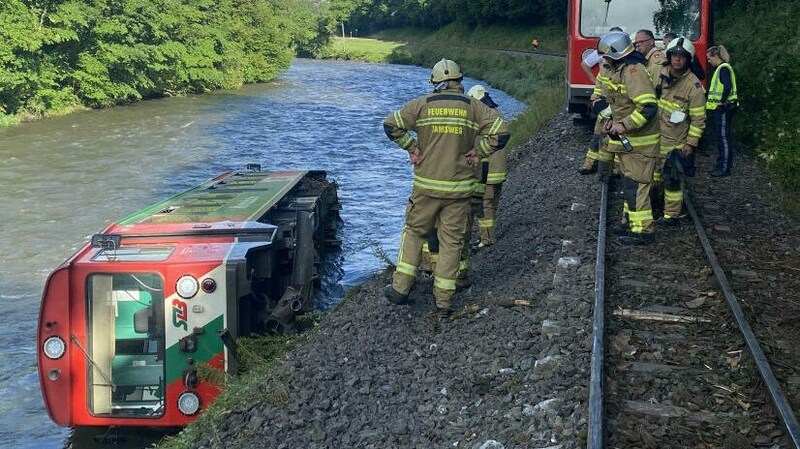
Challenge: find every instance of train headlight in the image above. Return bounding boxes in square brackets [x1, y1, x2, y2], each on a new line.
[177, 391, 201, 415]
[43, 336, 66, 360]
[581, 48, 595, 63]
[176, 275, 199, 299]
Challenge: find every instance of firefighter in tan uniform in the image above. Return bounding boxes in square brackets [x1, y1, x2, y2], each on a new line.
[596, 31, 660, 245]
[383, 59, 510, 316]
[466, 85, 507, 247]
[579, 64, 614, 175]
[655, 37, 706, 226]
[633, 29, 665, 85]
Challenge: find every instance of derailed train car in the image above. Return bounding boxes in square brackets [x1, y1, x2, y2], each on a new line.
[37, 168, 340, 427]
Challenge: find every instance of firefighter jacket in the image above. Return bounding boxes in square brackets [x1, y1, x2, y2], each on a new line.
[706, 63, 738, 110]
[484, 147, 508, 185]
[645, 47, 666, 85]
[592, 64, 612, 103]
[656, 66, 706, 155]
[384, 82, 510, 199]
[599, 57, 660, 156]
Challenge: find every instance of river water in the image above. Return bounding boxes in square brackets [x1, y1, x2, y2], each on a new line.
[0, 58, 524, 448]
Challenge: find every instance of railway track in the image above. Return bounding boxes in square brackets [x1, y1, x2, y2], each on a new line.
[588, 179, 800, 448]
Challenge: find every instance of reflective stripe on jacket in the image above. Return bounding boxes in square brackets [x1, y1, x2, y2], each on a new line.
[657, 66, 706, 153]
[706, 62, 738, 110]
[601, 62, 660, 156]
[384, 82, 510, 198]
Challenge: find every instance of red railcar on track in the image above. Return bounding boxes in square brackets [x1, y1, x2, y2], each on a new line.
[567, 0, 712, 115]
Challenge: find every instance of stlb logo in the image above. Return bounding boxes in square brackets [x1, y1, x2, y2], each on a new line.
[172, 298, 188, 330]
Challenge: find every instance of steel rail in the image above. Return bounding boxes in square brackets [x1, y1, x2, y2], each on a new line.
[685, 194, 800, 448]
[587, 180, 609, 449]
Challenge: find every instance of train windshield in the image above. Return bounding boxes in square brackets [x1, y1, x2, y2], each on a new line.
[86, 273, 165, 418]
[580, 0, 701, 40]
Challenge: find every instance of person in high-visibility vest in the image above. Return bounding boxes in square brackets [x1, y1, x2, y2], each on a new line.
[706, 45, 738, 177]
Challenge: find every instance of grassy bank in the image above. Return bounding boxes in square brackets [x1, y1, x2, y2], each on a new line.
[316, 37, 405, 63]
[377, 23, 566, 148]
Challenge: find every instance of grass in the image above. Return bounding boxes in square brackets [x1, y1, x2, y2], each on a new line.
[157, 322, 314, 449]
[316, 37, 405, 63]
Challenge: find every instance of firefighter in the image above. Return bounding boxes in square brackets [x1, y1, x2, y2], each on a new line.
[579, 60, 613, 176]
[595, 31, 660, 245]
[655, 37, 706, 226]
[706, 45, 738, 177]
[579, 27, 624, 176]
[383, 59, 510, 317]
[466, 85, 506, 248]
[633, 29, 665, 85]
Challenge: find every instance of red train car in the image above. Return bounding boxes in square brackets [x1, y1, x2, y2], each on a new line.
[38, 169, 340, 427]
[567, 0, 712, 115]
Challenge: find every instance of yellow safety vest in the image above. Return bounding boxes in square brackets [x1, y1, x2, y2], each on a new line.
[706, 63, 738, 110]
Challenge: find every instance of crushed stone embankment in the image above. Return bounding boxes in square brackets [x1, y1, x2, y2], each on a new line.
[192, 113, 605, 449]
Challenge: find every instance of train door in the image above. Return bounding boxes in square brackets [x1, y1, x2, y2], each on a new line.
[567, 0, 711, 115]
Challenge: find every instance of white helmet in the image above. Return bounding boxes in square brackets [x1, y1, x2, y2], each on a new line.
[467, 85, 486, 100]
[666, 36, 695, 59]
[597, 31, 634, 60]
[430, 59, 462, 84]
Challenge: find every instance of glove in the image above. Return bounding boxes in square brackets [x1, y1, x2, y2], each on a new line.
[597, 160, 612, 183]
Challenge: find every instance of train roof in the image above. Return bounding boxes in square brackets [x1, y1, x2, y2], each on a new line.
[106, 170, 309, 237]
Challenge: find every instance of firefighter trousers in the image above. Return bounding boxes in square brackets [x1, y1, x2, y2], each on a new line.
[393, 190, 470, 309]
[618, 152, 656, 235]
[478, 183, 503, 246]
[654, 154, 685, 220]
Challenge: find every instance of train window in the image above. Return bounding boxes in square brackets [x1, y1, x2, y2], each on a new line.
[580, 0, 701, 40]
[92, 246, 173, 262]
[86, 273, 165, 418]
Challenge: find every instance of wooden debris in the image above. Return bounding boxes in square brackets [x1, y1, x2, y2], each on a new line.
[613, 308, 711, 323]
[621, 400, 730, 423]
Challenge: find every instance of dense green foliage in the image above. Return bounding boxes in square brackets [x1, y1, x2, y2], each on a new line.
[0, 0, 326, 120]
[327, 0, 566, 35]
[714, 0, 800, 191]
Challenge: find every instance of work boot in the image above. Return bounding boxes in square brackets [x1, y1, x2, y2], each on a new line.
[384, 284, 409, 305]
[435, 307, 452, 320]
[456, 277, 471, 292]
[655, 217, 680, 227]
[618, 233, 655, 246]
[609, 222, 628, 236]
[710, 170, 730, 177]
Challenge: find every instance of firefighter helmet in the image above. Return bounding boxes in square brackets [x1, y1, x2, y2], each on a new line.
[430, 59, 462, 83]
[467, 85, 486, 100]
[467, 85, 498, 108]
[597, 31, 634, 60]
[666, 36, 695, 59]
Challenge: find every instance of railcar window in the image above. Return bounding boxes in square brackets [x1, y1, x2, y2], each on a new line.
[86, 273, 165, 418]
[580, 0, 701, 40]
[92, 246, 173, 262]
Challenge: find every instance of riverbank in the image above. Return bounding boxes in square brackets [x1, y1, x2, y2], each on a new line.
[159, 31, 566, 448]
[162, 111, 601, 449]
